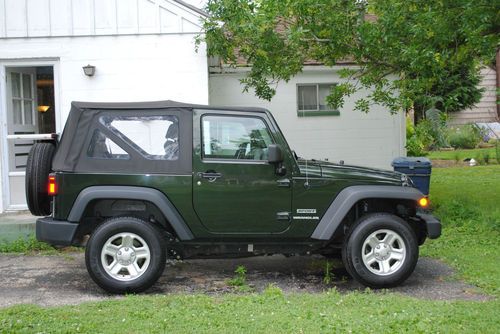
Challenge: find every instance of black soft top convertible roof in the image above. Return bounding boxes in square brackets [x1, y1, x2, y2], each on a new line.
[70, 100, 267, 112]
[53, 100, 268, 173]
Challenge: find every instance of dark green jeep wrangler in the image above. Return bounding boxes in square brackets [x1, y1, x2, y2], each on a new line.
[27, 100, 440, 293]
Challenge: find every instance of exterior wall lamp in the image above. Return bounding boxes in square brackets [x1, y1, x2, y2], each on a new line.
[82, 64, 96, 77]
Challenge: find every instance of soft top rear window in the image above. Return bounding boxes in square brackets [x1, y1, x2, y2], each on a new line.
[100, 115, 179, 161]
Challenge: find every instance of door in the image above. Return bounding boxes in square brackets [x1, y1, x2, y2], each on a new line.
[193, 113, 292, 234]
[5, 68, 38, 207]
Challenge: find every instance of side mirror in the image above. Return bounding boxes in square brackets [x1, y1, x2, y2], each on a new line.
[267, 144, 284, 164]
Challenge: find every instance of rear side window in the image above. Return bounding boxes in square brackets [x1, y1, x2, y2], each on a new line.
[87, 130, 129, 160]
[99, 115, 179, 160]
[202, 115, 274, 160]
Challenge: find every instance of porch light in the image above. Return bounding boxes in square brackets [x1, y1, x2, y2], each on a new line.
[82, 64, 96, 77]
[37, 105, 50, 113]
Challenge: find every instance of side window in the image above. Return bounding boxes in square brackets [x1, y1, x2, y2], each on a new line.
[87, 130, 129, 160]
[100, 115, 179, 160]
[202, 115, 274, 160]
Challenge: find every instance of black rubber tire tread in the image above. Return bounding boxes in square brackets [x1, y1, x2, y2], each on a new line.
[85, 216, 166, 294]
[342, 213, 418, 289]
[25, 142, 55, 216]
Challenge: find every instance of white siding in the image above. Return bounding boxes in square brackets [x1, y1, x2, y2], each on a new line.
[0, 34, 209, 130]
[0, 0, 202, 38]
[449, 67, 498, 125]
[209, 68, 405, 169]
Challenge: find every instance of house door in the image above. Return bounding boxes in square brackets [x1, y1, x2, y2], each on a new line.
[5, 68, 38, 208]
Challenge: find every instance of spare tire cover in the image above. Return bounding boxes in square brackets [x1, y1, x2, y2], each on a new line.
[25, 142, 56, 216]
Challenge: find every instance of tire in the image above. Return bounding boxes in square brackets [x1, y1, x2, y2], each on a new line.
[85, 217, 166, 293]
[342, 213, 418, 288]
[25, 142, 56, 216]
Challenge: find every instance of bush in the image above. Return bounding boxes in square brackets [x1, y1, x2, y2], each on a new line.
[447, 124, 484, 149]
[406, 117, 434, 156]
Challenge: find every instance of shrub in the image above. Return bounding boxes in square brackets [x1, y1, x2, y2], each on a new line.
[406, 116, 429, 156]
[447, 124, 484, 149]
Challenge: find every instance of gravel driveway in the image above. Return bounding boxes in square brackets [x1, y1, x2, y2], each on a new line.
[0, 253, 489, 307]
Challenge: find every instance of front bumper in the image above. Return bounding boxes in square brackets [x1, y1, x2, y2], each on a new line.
[417, 213, 441, 239]
[36, 217, 78, 246]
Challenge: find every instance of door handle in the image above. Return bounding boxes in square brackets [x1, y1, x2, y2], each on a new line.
[277, 178, 291, 187]
[198, 172, 223, 182]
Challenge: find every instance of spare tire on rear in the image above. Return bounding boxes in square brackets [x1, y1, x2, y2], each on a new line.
[26, 142, 56, 216]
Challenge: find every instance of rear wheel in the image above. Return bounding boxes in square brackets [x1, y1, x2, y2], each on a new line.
[26, 142, 55, 216]
[342, 213, 418, 288]
[85, 217, 166, 293]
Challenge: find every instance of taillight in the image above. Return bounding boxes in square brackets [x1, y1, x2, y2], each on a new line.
[48, 174, 57, 195]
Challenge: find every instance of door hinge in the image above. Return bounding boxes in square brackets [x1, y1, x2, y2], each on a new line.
[276, 211, 291, 221]
[276, 178, 291, 188]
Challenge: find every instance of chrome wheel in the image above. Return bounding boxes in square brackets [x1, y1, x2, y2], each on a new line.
[100, 232, 151, 281]
[361, 229, 406, 276]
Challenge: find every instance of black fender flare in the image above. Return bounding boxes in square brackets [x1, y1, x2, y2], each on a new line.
[311, 186, 423, 240]
[67, 186, 194, 240]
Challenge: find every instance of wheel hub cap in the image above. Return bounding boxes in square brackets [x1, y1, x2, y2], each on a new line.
[100, 232, 151, 282]
[117, 247, 136, 265]
[361, 229, 406, 276]
[374, 243, 391, 261]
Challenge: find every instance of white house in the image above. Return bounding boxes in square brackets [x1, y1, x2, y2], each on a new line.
[209, 66, 405, 169]
[0, 0, 209, 212]
[0, 0, 405, 213]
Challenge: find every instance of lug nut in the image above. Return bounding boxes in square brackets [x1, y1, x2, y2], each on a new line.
[118, 251, 122, 255]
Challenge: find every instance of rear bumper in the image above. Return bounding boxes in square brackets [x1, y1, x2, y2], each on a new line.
[417, 213, 441, 239]
[36, 217, 78, 246]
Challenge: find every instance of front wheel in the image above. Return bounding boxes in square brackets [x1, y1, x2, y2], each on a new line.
[85, 217, 166, 293]
[342, 213, 418, 288]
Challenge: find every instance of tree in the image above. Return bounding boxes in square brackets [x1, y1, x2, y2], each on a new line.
[198, 0, 499, 115]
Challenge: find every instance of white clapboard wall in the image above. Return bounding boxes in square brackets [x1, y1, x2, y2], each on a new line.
[0, 0, 203, 38]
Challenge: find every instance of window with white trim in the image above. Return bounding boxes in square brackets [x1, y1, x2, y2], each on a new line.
[297, 83, 339, 116]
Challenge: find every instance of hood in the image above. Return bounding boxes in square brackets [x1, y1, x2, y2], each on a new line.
[296, 159, 403, 185]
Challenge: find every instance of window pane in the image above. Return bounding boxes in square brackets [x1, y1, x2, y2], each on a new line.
[318, 84, 335, 110]
[23, 101, 33, 125]
[13, 100, 22, 124]
[101, 115, 179, 160]
[22, 74, 32, 98]
[297, 85, 318, 111]
[11, 73, 21, 98]
[202, 116, 274, 160]
[87, 130, 130, 160]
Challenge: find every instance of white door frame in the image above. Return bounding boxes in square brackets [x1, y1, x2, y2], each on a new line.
[0, 58, 61, 212]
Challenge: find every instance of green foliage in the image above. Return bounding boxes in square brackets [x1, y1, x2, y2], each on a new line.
[496, 140, 500, 164]
[323, 261, 335, 285]
[199, 0, 498, 114]
[227, 265, 252, 292]
[406, 117, 442, 156]
[447, 124, 484, 149]
[0, 235, 54, 253]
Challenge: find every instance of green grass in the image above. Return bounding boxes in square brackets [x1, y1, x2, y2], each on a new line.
[427, 147, 496, 161]
[0, 235, 82, 255]
[0, 235, 55, 254]
[421, 165, 500, 296]
[0, 166, 499, 332]
[1, 290, 499, 333]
